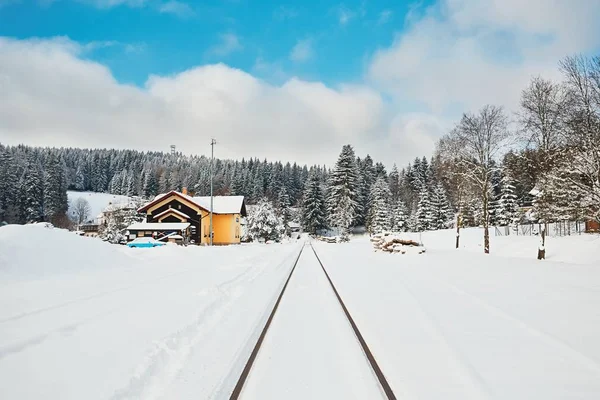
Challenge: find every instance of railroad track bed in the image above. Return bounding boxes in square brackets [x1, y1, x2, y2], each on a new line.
[230, 243, 396, 400]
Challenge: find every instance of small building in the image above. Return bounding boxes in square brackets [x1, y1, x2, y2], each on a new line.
[586, 219, 600, 233]
[134, 189, 247, 245]
[79, 224, 99, 237]
[126, 222, 191, 243]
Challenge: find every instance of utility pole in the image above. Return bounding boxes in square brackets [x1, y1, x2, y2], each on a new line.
[210, 138, 216, 246]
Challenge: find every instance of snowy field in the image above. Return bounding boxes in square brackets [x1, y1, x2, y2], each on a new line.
[0, 225, 302, 399]
[1, 224, 599, 399]
[67, 191, 135, 222]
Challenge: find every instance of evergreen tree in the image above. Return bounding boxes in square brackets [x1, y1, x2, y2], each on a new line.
[388, 164, 401, 202]
[327, 145, 360, 239]
[246, 198, 283, 242]
[391, 200, 408, 232]
[301, 172, 326, 235]
[430, 183, 452, 230]
[142, 169, 158, 198]
[276, 186, 292, 237]
[496, 175, 520, 226]
[74, 165, 85, 191]
[43, 154, 67, 221]
[368, 177, 392, 233]
[20, 156, 44, 222]
[415, 187, 433, 231]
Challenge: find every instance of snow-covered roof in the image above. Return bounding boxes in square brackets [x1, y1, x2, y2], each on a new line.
[127, 222, 190, 231]
[191, 196, 245, 214]
[141, 191, 246, 215]
[153, 208, 190, 220]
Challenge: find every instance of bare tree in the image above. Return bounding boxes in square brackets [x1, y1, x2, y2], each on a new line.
[518, 76, 566, 169]
[73, 198, 91, 225]
[447, 105, 512, 254]
[435, 136, 473, 249]
[557, 55, 600, 222]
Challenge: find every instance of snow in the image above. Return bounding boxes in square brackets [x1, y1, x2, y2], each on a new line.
[148, 192, 245, 214]
[127, 222, 190, 231]
[1, 223, 599, 399]
[67, 191, 134, 223]
[192, 195, 245, 215]
[240, 246, 384, 399]
[313, 229, 600, 399]
[0, 224, 302, 399]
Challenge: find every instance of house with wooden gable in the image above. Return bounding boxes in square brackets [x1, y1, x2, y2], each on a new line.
[128, 188, 247, 245]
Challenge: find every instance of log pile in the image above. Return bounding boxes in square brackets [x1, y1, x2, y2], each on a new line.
[316, 235, 339, 244]
[371, 233, 426, 254]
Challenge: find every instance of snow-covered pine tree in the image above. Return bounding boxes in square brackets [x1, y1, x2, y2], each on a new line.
[496, 175, 520, 226]
[415, 187, 433, 231]
[301, 172, 326, 235]
[246, 198, 283, 242]
[391, 199, 408, 232]
[430, 183, 452, 230]
[327, 145, 360, 240]
[74, 164, 85, 191]
[356, 155, 375, 226]
[388, 164, 401, 203]
[368, 177, 392, 234]
[158, 170, 170, 194]
[20, 156, 44, 223]
[276, 186, 292, 237]
[142, 169, 158, 198]
[43, 154, 68, 222]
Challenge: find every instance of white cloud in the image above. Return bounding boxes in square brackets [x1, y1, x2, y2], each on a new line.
[157, 0, 194, 17]
[85, 0, 147, 8]
[369, 0, 600, 114]
[289, 39, 314, 63]
[273, 5, 298, 21]
[0, 36, 385, 166]
[1, 0, 598, 169]
[337, 6, 355, 25]
[207, 33, 242, 57]
[377, 9, 392, 25]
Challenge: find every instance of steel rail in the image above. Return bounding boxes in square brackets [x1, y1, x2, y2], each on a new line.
[310, 243, 397, 400]
[228, 244, 305, 400]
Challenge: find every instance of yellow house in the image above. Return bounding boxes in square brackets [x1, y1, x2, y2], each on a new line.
[136, 189, 247, 245]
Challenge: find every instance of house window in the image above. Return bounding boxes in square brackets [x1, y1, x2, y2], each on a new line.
[178, 204, 181, 210]
[236, 217, 239, 223]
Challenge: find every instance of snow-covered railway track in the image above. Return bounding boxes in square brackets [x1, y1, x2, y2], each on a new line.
[228, 243, 397, 400]
[228, 244, 305, 399]
[309, 243, 397, 400]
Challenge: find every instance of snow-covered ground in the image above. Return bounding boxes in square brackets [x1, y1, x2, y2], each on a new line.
[240, 246, 384, 399]
[0, 224, 302, 399]
[67, 191, 135, 222]
[1, 224, 599, 399]
[313, 229, 600, 399]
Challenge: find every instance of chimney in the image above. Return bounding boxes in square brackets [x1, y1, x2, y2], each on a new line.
[182, 187, 188, 195]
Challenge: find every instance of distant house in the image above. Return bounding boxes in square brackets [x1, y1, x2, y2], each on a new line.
[132, 189, 247, 245]
[79, 223, 100, 237]
[586, 219, 600, 233]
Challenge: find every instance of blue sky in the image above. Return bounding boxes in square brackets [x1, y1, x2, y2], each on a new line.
[1, 0, 599, 166]
[0, 0, 424, 86]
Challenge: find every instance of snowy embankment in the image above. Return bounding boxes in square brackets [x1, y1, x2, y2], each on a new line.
[313, 229, 600, 399]
[0, 225, 301, 399]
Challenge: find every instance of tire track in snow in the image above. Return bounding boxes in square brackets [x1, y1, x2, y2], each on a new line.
[0, 307, 121, 360]
[111, 245, 303, 400]
[394, 274, 496, 400]
[0, 269, 193, 324]
[0, 248, 280, 325]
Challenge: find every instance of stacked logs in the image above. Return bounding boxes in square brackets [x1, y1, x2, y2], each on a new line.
[315, 235, 339, 243]
[370, 233, 426, 254]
